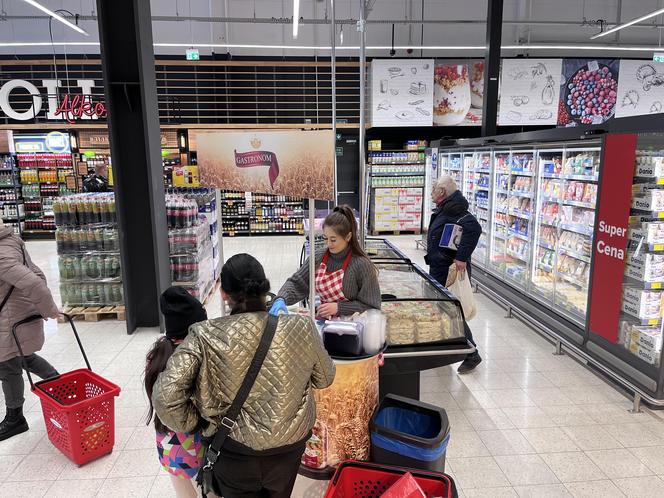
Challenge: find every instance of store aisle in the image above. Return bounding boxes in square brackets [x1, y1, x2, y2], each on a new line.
[1, 236, 664, 497]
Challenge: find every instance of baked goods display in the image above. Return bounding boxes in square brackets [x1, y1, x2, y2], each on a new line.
[382, 301, 464, 346]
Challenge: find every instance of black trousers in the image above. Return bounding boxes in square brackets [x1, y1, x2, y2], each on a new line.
[0, 354, 59, 410]
[430, 260, 477, 350]
[213, 441, 306, 498]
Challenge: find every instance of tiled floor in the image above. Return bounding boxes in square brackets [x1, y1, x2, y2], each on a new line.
[3, 235, 664, 497]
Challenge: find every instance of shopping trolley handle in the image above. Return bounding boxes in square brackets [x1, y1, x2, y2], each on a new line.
[10, 313, 92, 391]
[11, 314, 45, 332]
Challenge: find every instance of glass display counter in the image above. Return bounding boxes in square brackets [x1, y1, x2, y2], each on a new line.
[374, 258, 475, 399]
[365, 237, 411, 262]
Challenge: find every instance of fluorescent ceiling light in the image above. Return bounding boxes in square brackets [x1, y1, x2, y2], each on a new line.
[293, 0, 300, 38]
[22, 0, 89, 36]
[590, 7, 664, 39]
[0, 41, 659, 52]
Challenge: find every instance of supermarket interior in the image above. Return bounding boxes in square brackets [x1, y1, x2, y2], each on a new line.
[7, 1, 664, 497]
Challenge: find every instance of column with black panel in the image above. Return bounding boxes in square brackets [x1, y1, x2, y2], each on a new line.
[95, 0, 170, 333]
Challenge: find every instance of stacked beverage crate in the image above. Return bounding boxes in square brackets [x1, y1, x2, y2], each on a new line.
[166, 193, 216, 302]
[54, 193, 124, 309]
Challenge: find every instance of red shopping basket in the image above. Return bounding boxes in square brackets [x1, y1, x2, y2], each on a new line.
[325, 461, 458, 498]
[11, 314, 121, 465]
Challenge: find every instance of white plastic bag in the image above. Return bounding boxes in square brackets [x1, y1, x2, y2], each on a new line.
[447, 266, 477, 321]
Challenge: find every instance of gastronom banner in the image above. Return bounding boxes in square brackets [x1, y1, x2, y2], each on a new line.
[196, 130, 334, 200]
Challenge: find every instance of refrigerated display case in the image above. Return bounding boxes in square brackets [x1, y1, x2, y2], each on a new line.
[439, 129, 664, 403]
[472, 150, 492, 267]
[370, 246, 475, 399]
[365, 237, 411, 262]
[585, 132, 664, 399]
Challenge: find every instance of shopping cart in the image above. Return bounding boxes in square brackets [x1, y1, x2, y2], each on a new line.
[11, 314, 121, 465]
[325, 461, 458, 498]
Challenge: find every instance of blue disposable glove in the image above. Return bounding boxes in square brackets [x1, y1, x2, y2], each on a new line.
[269, 297, 288, 316]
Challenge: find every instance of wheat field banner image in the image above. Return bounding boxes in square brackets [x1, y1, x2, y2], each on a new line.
[196, 130, 335, 200]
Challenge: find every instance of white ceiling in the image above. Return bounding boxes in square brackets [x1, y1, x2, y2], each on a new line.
[0, 0, 663, 58]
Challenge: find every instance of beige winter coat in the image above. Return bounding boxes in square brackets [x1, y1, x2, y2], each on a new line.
[152, 312, 336, 451]
[0, 226, 59, 363]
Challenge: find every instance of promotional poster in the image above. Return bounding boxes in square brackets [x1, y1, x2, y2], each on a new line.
[196, 130, 335, 200]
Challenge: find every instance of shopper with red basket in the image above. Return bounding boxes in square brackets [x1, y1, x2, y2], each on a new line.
[0, 219, 61, 442]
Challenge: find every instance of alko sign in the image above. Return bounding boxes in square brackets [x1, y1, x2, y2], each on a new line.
[0, 79, 106, 123]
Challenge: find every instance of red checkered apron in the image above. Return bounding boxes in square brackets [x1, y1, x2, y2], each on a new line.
[315, 250, 353, 304]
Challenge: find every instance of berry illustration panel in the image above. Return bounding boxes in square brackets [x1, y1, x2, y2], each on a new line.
[557, 58, 620, 127]
[195, 130, 334, 200]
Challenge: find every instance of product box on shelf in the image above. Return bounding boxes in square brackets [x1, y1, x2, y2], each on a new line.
[624, 251, 664, 284]
[621, 285, 664, 320]
[634, 154, 664, 179]
[629, 222, 664, 246]
[632, 190, 664, 213]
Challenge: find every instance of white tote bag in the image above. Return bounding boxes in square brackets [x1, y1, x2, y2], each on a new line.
[446, 265, 477, 321]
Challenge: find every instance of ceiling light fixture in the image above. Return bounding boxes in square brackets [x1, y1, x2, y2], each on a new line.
[590, 7, 664, 40]
[22, 0, 89, 36]
[293, 0, 300, 38]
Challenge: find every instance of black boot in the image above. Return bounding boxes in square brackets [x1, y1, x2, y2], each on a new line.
[0, 407, 29, 442]
[457, 352, 482, 374]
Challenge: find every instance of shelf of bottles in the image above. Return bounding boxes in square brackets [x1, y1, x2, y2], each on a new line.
[0, 154, 24, 236]
[489, 150, 536, 287]
[618, 142, 664, 368]
[17, 152, 76, 234]
[162, 150, 182, 188]
[219, 190, 305, 236]
[530, 147, 600, 325]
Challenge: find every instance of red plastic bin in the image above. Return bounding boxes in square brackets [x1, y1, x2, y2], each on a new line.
[34, 368, 121, 465]
[325, 461, 458, 498]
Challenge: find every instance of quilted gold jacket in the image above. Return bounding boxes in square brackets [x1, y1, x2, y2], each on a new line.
[152, 312, 335, 451]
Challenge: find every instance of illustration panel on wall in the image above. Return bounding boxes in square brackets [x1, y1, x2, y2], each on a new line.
[557, 59, 620, 127]
[433, 59, 484, 126]
[370, 59, 434, 127]
[615, 60, 664, 118]
[498, 58, 562, 126]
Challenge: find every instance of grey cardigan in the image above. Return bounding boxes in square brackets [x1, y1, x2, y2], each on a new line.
[277, 248, 381, 316]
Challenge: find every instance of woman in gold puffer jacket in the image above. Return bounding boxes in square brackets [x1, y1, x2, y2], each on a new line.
[152, 253, 335, 498]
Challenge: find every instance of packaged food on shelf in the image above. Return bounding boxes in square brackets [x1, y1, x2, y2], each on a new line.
[621, 286, 664, 320]
[634, 153, 664, 179]
[632, 189, 664, 212]
[629, 222, 664, 246]
[562, 152, 599, 177]
[625, 251, 664, 283]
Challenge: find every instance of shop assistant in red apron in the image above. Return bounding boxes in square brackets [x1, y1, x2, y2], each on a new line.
[273, 206, 381, 319]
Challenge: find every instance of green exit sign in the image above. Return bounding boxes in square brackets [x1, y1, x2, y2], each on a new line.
[186, 48, 200, 61]
[654, 53, 664, 63]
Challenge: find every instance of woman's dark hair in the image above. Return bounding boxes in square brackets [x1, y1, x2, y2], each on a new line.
[221, 253, 271, 314]
[324, 205, 370, 260]
[144, 337, 176, 433]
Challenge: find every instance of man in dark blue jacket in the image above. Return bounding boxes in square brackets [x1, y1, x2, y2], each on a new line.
[425, 175, 482, 373]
